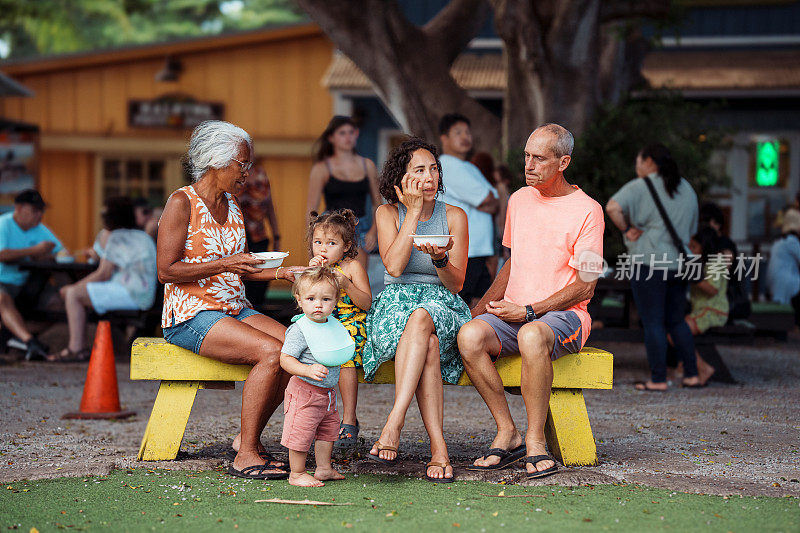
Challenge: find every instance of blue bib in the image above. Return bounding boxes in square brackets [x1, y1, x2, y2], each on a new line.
[292, 314, 355, 367]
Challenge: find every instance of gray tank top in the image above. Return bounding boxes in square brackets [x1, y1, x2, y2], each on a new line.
[384, 200, 449, 286]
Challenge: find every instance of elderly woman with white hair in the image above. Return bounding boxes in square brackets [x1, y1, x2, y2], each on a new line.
[158, 120, 304, 479]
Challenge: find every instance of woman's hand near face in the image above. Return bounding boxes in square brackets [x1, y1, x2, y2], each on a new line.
[394, 173, 424, 213]
[412, 237, 454, 260]
[222, 253, 262, 275]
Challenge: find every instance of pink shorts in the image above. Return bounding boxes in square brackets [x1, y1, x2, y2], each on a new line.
[280, 376, 340, 452]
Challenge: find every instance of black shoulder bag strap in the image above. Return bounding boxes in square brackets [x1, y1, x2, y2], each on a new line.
[642, 176, 687, 257]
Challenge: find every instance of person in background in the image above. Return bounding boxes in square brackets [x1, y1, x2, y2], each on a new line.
[306, 116, 381, 270]
[47, 197, 157, 362]
[132, 198, 160, 240]
[766, 208, 800, 329]
[0, 189, 62, 360]
[238, 161, 281, 308]
[84, 227, 110, 263]
[682, 226, 728, 386]
[606, 143, 701, 391]
[439, 114, 499, 306]
[699, 202, 750, 321]
[470, 152, 502, 278]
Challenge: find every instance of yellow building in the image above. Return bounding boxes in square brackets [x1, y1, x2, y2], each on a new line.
[0, 23, 332, 266]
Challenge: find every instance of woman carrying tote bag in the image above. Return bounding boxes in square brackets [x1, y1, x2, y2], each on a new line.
[606, 143, 703, 391]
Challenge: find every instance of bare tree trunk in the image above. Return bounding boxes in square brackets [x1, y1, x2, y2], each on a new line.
[493, 0, 601, 153]
[297, 0, 502, 151]
[492, 0, 669, 153]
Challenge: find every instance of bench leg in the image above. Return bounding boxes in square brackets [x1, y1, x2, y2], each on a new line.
[545, 388, 598, 467]
[137, 380, 200, 461]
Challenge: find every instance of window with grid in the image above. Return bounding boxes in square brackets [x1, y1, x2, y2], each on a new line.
[101, 158, 166, 205]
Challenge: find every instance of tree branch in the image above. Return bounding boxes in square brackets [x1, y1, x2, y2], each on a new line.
[424, 0, 491, 64]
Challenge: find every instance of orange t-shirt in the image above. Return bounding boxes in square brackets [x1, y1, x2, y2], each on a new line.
[502, 185, 604, 344]
[161, 185, 251, 328]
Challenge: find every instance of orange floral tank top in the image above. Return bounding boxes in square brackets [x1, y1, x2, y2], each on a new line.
[162, 185, 251, 328]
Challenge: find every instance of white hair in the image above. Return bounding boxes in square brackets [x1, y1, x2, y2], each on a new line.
[186, 120, 252, 182]
[535, 123, 574, 157]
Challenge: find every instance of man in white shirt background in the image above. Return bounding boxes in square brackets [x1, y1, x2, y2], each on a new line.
[438, 113, 499, 306]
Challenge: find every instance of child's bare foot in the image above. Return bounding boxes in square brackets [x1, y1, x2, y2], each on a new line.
[314, 468, 345, 481]
[289, 472, 324, 487]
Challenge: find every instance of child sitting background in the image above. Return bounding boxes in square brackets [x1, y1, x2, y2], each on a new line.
[280, 267, 349, 487]
[307, 210, 372, 449]
[684, 226, 730, 386]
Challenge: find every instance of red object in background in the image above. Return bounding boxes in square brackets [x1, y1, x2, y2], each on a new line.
[63, 320, 135, 420]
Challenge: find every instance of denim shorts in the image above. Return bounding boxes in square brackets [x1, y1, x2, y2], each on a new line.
[163, 307, 262, 353]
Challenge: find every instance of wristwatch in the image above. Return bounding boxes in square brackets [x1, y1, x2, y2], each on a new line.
[525, 304, 538, 322]
[431, 253, 449, 269]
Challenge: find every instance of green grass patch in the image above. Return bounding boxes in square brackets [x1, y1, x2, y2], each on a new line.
[1, 468, 797, 532]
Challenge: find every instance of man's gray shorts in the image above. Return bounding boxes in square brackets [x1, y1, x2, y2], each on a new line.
[475, 310, 583, 361]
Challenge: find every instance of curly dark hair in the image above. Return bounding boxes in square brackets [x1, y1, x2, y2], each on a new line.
[379, 137, 444, 204]
[306, 209, 360, 260]
[101, 196, 137, 231]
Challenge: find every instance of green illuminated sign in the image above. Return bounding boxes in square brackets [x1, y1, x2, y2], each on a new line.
[755, 140, 779, 187]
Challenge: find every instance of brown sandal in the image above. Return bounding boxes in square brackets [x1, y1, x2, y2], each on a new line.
[425, 461, 454, 483]
[367, 441, 398, 464]
[46, 347, 90, 363]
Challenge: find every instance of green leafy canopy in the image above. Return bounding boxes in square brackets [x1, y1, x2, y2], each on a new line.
[0, 0, 304, 60]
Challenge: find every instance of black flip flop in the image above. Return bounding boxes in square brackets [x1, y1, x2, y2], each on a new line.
[524, 455, 558, 479]
[226, 449, 289, 470]
[227, 464, 289, 480]
[367, 441, 398, 465]
[424, 461, 455, 483]
[465, 444, 526, 471]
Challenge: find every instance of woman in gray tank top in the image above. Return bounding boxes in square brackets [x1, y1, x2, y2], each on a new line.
[362, 137, 470, 483]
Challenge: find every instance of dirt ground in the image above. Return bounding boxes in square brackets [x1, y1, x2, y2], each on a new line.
[1, 327, 798, 497]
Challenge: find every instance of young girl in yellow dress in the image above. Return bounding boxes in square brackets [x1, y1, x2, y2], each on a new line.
[307, 209, 372, 448]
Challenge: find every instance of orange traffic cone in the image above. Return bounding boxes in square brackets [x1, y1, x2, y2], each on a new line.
[63, 320, 135, 420]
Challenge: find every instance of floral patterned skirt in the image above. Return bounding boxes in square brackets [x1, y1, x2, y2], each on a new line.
[362, 283, 471, 384]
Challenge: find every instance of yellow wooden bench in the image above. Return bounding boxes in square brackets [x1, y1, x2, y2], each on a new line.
[130, 338, 613, 466]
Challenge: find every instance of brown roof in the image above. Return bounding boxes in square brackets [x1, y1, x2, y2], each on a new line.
[1, 23, 322, 76]
[324, 48, 800, 94]
[323, 53, 505, 91]
[642, 49, 800, 93]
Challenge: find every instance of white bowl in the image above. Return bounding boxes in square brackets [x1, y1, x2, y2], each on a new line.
[410, 234, 453, 247]
[251, 251, 289, 268]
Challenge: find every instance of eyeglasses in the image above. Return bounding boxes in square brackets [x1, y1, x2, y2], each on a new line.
[231, 158, 253, 173]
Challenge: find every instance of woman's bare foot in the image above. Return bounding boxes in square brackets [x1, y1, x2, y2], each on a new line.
[369, 423, 402, 461]
[696, 354, 716, 385]
[472, 429, 524, 468]
[289, 472, 324, 487]
[314, 468, 345, 481]
[426, 458, 453, 480]
[634, 380, 668, 392]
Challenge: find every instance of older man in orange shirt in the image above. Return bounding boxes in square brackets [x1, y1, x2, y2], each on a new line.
[457, 124, 604, 480]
